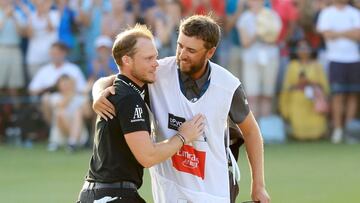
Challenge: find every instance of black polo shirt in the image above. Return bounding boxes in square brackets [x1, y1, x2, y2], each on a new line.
[86, 74, 150, 188]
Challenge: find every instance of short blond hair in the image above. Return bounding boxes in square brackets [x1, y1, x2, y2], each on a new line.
[112, 24, 154, 66]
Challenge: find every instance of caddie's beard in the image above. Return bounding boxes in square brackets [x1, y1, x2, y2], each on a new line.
[177, 55, 207, 76]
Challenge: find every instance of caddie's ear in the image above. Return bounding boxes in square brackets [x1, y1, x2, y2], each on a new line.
[206, 47, 217, 60]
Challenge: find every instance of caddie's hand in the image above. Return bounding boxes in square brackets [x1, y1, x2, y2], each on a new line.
[178, 114, 205, 143]
[93, 86, 116, 121]
[251, 186, 270, 203]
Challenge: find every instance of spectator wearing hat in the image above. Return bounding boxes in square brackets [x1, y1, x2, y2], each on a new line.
[87, 35, 117, 85]
[279, 40, 330, 140]
[77, 0, 111, 69]
[236, 0, 281, 118]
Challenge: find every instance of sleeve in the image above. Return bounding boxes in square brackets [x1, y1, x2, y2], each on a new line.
[287, 2, 299, 21]
[316, 9, 330, 32]
[14, 11, 26, 27]
[229, 84, 250, 124]
[236, 12, 246, 30]
[50, 10, 60, 29]
[73, 65, 87, 92]
[117, 95, 150, 135]
[278, 62, 296, 119]
[282, 61, 297, 91]
[353, 9, 360, 29]
[28, 69, 44, 92]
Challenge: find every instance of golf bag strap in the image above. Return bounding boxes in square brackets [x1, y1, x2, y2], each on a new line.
[226, 119, 241, 185]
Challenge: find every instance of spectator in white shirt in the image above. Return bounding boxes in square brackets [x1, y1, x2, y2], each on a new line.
[29, 42, 87, 124]
[25, 0, 60, 79]
[0, 0, 26, 100]
[29, 42, 86, 95]
[317, 0, 360, 143]
[237, 0, 281, 118]
[47, 74, 90, 152]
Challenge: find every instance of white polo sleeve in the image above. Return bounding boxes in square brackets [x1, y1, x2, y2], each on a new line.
[316, 8, 331, 32]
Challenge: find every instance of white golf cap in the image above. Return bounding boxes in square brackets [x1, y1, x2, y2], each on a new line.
[95, 35, 113, 49]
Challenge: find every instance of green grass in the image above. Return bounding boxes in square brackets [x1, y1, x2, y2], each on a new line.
[0, 142, 359, 203]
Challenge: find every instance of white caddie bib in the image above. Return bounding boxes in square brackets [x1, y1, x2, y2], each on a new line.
[148, 57, 240, 203]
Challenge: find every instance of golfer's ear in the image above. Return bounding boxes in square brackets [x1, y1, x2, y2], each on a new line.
[122, 55, 132, 66]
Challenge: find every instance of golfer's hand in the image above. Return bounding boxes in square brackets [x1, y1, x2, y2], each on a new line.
[251, 186, 270, 203]
[178, 114, 205, 143]
[93, 86, 116, 121]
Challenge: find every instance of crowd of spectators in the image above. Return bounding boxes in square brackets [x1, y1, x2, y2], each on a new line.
[0, 0, 359, 150]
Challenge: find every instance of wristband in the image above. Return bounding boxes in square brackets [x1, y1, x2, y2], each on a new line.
[175, 133, 186, 146]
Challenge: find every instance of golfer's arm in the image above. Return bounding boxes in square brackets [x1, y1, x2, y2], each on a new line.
[237, 112, 266, 188]
[92, 75, 116, 99]
[125, 131, 183, 168]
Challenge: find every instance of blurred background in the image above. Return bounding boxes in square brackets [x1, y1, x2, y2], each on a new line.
[0, 0, 359, 202]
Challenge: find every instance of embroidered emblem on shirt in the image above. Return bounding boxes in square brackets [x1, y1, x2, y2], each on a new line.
[131, 105, 145, 123]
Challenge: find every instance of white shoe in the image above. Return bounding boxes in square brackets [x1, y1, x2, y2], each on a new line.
[47, 143, 59, 152]
[331, 128, 343, 144]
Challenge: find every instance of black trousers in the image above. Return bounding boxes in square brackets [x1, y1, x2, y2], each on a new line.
[77, 187, 146, 203]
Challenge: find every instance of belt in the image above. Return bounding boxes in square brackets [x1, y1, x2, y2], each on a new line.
[82, 180, 138, 190]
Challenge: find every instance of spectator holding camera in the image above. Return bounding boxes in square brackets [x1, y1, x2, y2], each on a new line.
[279, 40, 330, 140]
[237, 0, 281, 118]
